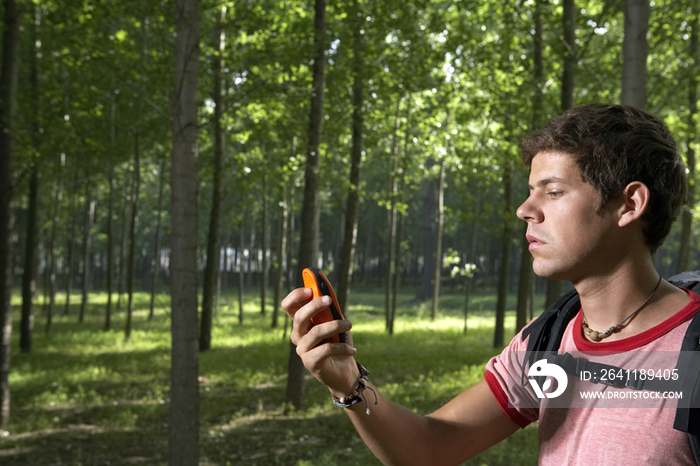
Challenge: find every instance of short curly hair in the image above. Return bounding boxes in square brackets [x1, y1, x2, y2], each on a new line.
[520, 103, 688, 254]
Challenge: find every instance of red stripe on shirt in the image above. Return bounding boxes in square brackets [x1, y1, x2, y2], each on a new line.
[484, 369, 532, 429]
[573, 290, 700, 352]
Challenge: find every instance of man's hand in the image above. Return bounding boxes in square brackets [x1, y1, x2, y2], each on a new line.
[282, 287, 359, 396]
[281, 288, 519, 466]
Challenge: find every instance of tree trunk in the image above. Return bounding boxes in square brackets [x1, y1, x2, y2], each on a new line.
[430, 158, 446, 320]
[79, 165, 95, 323]
[494, 162, 513, 348]
[416, 158, 439, 302]
[106, 91, 116, 330]
[200, 6, 226, 350]
[287, 142, 297, 291]
[238, 221, 245, 324]
[105, 166, 114, 327]
[621, 0, 649, 109]
[464, 213, 478, 334]
[216, 244, 223, 319]
[20, 164, 39, 353]
[561, 0, 576, 111]
[532, 2, 545, 158]
[544, 279, 564, 310]
[678, 6, 698, 274]
[272, 185, 288, 328]
[245, 222, 255, 291]
[125, 131, 141, 340]
[0, 0, 21, 427]
[117, 178, 131, 311]
[21, 6, 42, 352]
[170, 0, 201, 462]
[337, 0, 364, 317]
[46, 161, 62, 333]
[260, 174, 269, 316]
[63, 170, 79, 316]
[126, 21, 148, 339]
[385, 99, 400, 332]
[389, 193, 403, 335]
[286, 0, 326, 412]
[284, 172, 297, 339]
[388, 93, 411, 335]
[149, 156, 166, 320]
[40, 229, 47, 310]
[515, 225, 532, 333]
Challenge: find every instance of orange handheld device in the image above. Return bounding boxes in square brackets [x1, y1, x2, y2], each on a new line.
[302, 267, 346, 344]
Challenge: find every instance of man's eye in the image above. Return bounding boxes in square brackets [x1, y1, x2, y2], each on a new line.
[547, 191, 563, 198]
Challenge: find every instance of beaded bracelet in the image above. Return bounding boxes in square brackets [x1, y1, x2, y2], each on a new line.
[331, 363, 378, 415]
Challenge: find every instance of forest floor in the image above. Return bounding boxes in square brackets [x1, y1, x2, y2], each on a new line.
[0, 287, 541, 466]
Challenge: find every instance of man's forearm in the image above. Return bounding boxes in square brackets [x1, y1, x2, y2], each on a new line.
[336, 379, 519, 466]
[340, 383, 441, 466]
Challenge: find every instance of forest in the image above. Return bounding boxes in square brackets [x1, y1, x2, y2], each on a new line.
[0, 0, 698, 464]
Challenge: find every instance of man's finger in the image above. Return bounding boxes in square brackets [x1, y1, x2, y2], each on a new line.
[295, 319, 352, 355]
[281, 287, 313, 318]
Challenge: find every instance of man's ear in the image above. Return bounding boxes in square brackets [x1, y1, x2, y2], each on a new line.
[618, 181, 650, 227]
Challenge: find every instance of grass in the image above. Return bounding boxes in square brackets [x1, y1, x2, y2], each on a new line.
[0, 287, 541, 465]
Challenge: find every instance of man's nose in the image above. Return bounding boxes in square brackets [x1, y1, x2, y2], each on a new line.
[516, 196, 541, 223]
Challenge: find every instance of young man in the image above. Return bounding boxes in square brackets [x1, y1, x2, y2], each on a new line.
[281, 103, 699, 465]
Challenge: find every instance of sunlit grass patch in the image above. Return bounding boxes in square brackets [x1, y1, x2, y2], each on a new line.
[3, 287, 540, 466]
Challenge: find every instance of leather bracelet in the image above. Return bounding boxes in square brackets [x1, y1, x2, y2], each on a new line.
[331, 363, 378, 415]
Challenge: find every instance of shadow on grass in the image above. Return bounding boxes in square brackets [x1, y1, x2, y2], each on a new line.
[2, 409, 538, 466]
[2, 290, 539, 465]
[1, 422, 168, 466]
[200, 411, 538, 466]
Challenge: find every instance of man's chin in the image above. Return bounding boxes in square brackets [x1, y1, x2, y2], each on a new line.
[532, 261, 571, 281]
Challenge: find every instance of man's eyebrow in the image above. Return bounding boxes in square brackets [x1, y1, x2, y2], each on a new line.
[527, 176, 570, 190]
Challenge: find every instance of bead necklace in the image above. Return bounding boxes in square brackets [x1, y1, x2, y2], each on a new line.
[581, 275, 662, 342]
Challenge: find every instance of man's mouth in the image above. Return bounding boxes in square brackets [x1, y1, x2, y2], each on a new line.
[526, 234, 545, 250]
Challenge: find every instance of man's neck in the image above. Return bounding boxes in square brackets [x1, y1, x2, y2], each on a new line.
[572, 257, 689, 342]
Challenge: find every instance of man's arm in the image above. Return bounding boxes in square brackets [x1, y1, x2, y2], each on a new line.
[341, 378, 519, 466]
[282, 288, 521, 466]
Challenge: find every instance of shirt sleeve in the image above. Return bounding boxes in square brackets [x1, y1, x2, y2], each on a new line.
[484, 322, 541, 428]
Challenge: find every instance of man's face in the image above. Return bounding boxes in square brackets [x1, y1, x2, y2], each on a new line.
[516, 151, 622, 282]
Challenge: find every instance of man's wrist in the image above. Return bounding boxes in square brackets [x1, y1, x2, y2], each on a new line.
[329, 364, 362, 399]
[329, 363, 378, 415]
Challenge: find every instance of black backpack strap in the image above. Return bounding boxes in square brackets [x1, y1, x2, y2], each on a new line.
[668, 271, 700, 287]
[691, 435, 700, 466]
[673, 307, 700, 434]
[670, 291, 700, 466]
[664, 272, 700, 464]
[520, 289, 580, 386]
